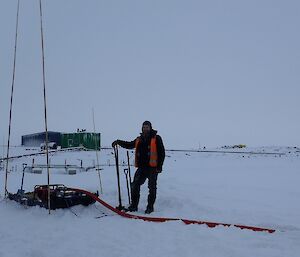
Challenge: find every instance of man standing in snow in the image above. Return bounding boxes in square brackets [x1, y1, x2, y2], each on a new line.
[112, 121, 165, 214]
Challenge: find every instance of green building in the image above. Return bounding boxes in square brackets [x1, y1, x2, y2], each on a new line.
[61, 132, 101, 150]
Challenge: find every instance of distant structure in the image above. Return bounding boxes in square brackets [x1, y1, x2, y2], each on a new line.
[21, 131, 101, 150]
[61, 132, 101, 150]
[221, 144, 246, 149]
[21, 131, 61, 147]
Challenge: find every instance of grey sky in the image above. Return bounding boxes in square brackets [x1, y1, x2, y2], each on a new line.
[1, 0, 299, 149]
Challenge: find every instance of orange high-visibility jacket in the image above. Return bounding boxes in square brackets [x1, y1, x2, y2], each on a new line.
[134, 136, 158, 168]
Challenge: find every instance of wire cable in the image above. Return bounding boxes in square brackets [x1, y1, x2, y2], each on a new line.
[38, 0, 51, 214]
[4, 0, 20, 198]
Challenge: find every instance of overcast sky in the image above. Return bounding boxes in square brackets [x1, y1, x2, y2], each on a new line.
[1, 0, 299, 149]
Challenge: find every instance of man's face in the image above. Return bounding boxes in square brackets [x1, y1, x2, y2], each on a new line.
[142, 124, 151, 135]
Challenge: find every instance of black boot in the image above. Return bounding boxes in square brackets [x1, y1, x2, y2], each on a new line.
[126, 205, 138, 212]
[145, 205, 154, 214]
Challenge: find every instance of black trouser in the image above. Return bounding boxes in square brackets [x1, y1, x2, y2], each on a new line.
[130, 167, 158, 209]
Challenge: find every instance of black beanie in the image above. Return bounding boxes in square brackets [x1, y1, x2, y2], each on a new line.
[142, 120, 152, 129]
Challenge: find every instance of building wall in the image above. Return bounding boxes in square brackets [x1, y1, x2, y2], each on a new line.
[21, 132, 61, 147]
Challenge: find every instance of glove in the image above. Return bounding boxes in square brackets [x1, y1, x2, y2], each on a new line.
[112, 140, 119, 148]
[156, 167, 162, 173]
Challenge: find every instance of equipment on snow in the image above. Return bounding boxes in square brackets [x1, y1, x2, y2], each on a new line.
[8, 184, 97, 210]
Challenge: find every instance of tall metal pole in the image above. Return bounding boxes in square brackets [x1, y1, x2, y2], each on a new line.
[126, 151, 132, 184]
[113, 146, 123, 210]
[39, 0, 51, 214]
[92, 108, 103, 194]
[4, 0, 20, 197]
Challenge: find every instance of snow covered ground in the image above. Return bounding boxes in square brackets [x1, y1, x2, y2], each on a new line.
[1, 146, 300, 257]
